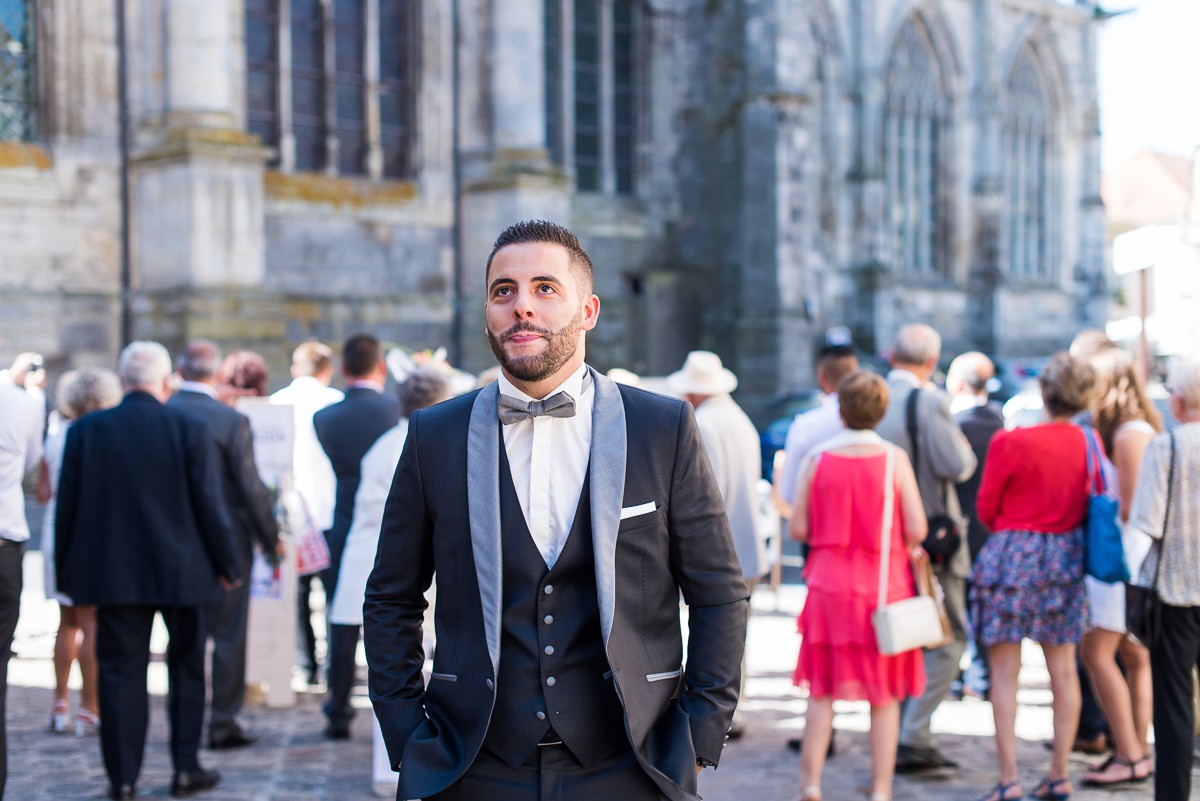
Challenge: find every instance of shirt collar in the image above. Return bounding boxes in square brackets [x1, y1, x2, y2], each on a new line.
[887, 368, 922, 387]
[178, 380, 219, 399]
[346, 379, 385, 393]
[498, 363, 589, 404]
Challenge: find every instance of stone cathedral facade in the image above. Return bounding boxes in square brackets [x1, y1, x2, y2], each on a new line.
[0, 0, 1106, 418]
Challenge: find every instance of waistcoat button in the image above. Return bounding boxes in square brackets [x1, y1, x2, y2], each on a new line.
[536, 711, 546, 720]
[544, 645, 555, 655]
[544, 585, 554, 595]
[546, 676, 556, 687]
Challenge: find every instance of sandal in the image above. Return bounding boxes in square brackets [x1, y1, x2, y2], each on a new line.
[49, 699, 70, 734]
[973, 781, 1022, 801]
[1082, 755, 1150, 786]
[74, 707, 99, 738]
[1029, 776, 1072, 801]
[797, 787, 821, 801]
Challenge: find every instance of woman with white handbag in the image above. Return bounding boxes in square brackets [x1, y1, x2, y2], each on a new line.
[790, 371, 929, 801]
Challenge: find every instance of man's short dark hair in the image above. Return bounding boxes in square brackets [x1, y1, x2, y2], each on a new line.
[816, 344, 859, 389]
[486, 220, 595, 295]
[342, 334, 382, 379]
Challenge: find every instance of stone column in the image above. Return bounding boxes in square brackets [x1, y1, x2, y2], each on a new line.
[967, 0, 1002, 353]
[164, 0, 237, 129]
[489, 0, 546, 152]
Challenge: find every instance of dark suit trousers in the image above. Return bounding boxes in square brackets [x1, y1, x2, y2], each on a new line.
[323, 623, 359, 730]
[206, 549, 252, 739]
[97, 605, 207, 787]
[427, 743, 668, 801]
[1150, 603, 1200, 801]
[0, 542, 24, 800]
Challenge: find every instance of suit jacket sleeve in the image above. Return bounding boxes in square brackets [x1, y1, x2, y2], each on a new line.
[922, 391, 977, 484]
[185, 421, 243, 583]
[667, 402, 751, 766]
[54, 424, 82, 594]
[363, 409, 435, 768]
[230, 414, 281, 552]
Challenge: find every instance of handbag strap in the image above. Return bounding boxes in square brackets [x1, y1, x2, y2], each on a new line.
[905, 388, 921, 475]
[1080, 425, 1107, 495]
[877, 446, 897, 610]
[1149, 430, 1176, 591]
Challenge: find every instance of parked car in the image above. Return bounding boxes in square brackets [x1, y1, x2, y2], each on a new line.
[757, 390, 825, 480]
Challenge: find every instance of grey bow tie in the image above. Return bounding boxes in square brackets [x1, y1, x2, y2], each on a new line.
[498, 391, 576, 425]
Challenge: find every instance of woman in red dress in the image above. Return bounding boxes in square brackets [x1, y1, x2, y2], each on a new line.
[790, 371, 928, 801]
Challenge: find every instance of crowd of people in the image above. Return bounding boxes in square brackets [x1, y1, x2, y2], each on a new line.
[776, 324, 1200, 801]
[0, 220, 1197, 801]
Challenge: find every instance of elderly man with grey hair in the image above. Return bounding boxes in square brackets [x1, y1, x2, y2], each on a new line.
[875, 324, 977, 775]
[55, 341, 241, 800]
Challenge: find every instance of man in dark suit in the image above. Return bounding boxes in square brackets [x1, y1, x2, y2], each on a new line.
[364, 220, 749, 801]
[55, 341, 242, 800]
[314, 333, 400, 738]
[168, 340, 282, 750]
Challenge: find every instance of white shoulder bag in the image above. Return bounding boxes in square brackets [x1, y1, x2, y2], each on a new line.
[870, 446, 945, 656]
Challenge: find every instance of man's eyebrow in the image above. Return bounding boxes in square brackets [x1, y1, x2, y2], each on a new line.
[488, 275, 564, 292]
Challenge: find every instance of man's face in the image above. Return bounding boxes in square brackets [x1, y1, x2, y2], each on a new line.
[485, 242, 599, 387]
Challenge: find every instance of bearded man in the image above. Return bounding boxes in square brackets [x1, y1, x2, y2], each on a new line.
[363, 220, 749, 801]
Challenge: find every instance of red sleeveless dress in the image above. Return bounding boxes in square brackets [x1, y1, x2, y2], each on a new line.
[793, 452, 926, 705]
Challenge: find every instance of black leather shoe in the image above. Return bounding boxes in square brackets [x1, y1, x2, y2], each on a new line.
[170, 768, 220, 798]
[894, 744, 958, 773]
[324, 724, 351, 740]
[208, 728, 259, 750]
[786, 734, 836, 757]
[108, 784, 136, 800]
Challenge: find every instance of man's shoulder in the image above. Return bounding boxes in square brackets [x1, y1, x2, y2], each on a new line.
[615, 383, 687, 424]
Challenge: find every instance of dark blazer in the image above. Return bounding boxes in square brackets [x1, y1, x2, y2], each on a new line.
[954, 401, 1006, 560]
[55, 391, 242, 607]
[313, 386, 401, 547]
[167, 390, 280, 560]
[363, 370, 750, 801]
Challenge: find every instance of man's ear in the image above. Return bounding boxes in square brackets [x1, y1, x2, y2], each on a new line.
[580, 294, 600, 332]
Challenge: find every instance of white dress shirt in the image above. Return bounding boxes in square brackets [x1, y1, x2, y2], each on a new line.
[177, 380, 220, 399]
[498, 364, 593, 568]
[270, 376, 344, 532]
[776, 393, 844, 507]
[0, 384, 45, 542]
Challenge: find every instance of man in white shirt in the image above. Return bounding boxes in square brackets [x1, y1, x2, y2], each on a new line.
[363, 220, 748, 801]
[0, 380, 44, 797]
[270, 342, 343, 685]
[775, 345, 860, 515]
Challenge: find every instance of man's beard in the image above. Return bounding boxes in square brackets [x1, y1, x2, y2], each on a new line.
[487, 311, 583, 383]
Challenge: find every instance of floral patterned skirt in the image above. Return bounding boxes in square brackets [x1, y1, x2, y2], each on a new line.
[969, 528, 1089, 647]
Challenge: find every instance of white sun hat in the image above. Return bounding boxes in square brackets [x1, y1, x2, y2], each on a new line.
[667, 350, 738, 396]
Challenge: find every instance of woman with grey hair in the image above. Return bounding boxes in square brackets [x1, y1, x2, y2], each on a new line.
[36, 366, 122, 736]
[1127, 358, 1200, 801]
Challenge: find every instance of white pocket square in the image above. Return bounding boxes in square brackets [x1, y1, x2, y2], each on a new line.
[620, 501, 657, 521]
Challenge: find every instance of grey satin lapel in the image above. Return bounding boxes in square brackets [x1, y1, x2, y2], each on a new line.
[467, 383, 503, 678]
[588, 368, 626, 646]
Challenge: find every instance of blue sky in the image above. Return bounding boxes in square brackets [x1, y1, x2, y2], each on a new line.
[1098, 0, 1200, 170]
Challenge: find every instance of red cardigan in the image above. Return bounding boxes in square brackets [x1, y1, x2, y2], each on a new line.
[976, 423, 1095, 534]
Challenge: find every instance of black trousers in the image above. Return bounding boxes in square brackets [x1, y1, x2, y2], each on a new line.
[427, 743, 670, 801]
[297, 573, 320, 679]
[1149, 603, 1200, 801]
[206, 549, 252, 740]
[0, 542, 24, 801]
[323, 623, 359, 730]
[96, 605, 207, 789]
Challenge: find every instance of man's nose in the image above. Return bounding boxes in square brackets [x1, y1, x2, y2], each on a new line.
[512, 290, 535, 317]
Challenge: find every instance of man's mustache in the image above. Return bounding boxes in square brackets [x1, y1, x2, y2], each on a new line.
[501, 323, 551, 341]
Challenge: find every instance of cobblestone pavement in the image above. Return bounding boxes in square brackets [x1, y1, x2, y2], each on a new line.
[7, 555, 1184, 800]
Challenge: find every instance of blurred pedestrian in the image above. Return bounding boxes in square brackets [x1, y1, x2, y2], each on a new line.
[946, 352, 1005, 702]
[669, 350, 766, 738]
[1077, 346, 1160, 786]
[0, 360, 45, 798]
[270, 341, 343, 686]
[1127, 357, 1200, 801]
[169, 340, 282, 750]
[790, 371, 927, 801]
[55, 341, 242, 800]
[876, 324, 976, 774]
[0, 351, 46, 411]
[37, 367, 121, 737]
[218, 350, 270, 401]
[775, 344, 859, 516]
[968, 352, 1097, 801]
[315, 333, 400, 739]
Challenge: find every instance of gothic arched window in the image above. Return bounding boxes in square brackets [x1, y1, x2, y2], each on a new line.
[0, 0, 36, 141]
[545, 0, 640, 195]
[884, 18, 948, 276]
[1005, 46, 1052, 281]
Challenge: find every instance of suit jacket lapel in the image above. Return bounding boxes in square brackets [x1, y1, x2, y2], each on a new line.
[467, 382, 503, 678]
[588, 367, 626, 647]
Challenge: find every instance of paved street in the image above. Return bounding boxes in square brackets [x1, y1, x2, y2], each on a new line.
[7, 552, 1184, 800]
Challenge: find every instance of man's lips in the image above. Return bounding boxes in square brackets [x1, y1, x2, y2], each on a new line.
[506, 332, 544, 344]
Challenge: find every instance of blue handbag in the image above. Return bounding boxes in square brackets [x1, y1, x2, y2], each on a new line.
[1082, 426, 1130, 583]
